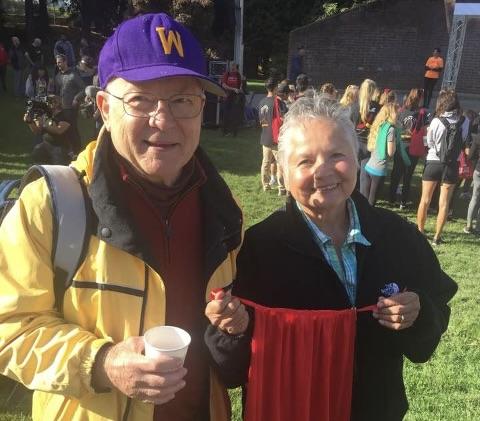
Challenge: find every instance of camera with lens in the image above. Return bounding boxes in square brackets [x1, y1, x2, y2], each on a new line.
[79, 99, 95, 119]
[25, 97, 53, 121]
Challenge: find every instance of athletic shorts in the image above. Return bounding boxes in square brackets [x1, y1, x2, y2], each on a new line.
[422, 161, 459, 184]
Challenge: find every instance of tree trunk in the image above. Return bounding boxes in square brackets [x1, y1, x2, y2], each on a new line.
[25, 0, 34, 42]
[38, 0, 50, 40]
[80, 0, 93, 38]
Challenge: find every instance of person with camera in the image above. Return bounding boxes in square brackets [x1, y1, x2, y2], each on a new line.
[24, 94, 73, 165]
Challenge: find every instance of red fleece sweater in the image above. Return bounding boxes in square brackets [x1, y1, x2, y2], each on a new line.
[120, 164, 210, 421]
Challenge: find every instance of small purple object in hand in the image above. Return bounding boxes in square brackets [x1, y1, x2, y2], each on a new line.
[381, 282, 400, 297]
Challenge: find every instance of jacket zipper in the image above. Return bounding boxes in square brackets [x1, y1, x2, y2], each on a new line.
[122, 265, 149, 421]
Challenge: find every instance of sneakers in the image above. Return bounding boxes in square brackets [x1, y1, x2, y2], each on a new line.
[463, 226, 480, 235]
[431, 237, 444, 246]
[278, 189, 287, 197]
[263, 185, 271, 192]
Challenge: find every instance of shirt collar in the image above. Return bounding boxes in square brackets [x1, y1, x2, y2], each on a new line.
[296, 198, 371, 247]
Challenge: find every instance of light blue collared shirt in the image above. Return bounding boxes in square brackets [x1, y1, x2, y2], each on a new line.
[297, 198, 371, 305]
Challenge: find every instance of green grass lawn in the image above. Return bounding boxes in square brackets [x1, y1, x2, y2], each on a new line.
[0, 76, 479, 420]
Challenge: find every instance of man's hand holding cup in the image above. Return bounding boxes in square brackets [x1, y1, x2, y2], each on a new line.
[93, 332, 188, 405]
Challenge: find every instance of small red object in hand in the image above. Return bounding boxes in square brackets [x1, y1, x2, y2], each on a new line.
[209, 288, 224, 301]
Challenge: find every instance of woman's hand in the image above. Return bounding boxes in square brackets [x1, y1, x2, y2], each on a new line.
[205, 289, 249, 335]
[373, 291, 420, 330]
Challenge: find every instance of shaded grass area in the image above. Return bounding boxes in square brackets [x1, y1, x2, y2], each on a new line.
[0, 72, 479, 420]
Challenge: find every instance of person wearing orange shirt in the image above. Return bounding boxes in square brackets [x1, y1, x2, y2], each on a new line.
[423, 48, 444, 108]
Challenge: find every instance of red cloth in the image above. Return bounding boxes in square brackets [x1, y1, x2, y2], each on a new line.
[240, 299, 376, 421]
[0, 45, 8, 66]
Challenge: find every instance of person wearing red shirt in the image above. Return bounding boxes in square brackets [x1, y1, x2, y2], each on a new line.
[221, 62, 244, 136]
[0, 42, 9, 93]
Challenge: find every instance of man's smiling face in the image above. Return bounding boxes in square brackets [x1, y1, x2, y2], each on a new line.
[98, 77, 204, 186]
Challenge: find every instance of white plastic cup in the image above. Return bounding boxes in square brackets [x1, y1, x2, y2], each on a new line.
[144, 326, 191, 364]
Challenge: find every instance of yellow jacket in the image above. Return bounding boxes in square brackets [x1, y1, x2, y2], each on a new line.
[0, 134, 243, 420]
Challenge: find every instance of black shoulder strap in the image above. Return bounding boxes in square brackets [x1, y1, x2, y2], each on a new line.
[20, 165, 89, 311]
[439, 117, 450, 130]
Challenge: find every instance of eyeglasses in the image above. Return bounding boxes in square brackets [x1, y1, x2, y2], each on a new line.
[105, 91, 205, 119]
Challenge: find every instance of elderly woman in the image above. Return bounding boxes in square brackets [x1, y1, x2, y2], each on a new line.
[205, 95, 457, 421]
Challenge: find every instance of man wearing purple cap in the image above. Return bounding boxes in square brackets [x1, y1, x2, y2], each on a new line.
[0, 13, 244, 421]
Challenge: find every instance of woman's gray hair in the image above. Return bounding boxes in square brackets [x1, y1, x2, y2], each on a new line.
[278, 94, 359, 179]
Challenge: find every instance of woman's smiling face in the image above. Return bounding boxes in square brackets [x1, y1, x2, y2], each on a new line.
[286, 117, 358, 219]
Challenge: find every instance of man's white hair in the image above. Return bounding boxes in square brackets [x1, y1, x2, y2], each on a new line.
[277, 93, 359, 185]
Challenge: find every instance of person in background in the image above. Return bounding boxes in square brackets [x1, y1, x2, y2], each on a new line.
[372, 86, 382, 104]
[79, 37, 93, 59]
[81, 85, 102, 136]
[76, 55, 97, 85]
[423, 48, 444, 108]
[25, 94, 73, 165]
[417, 90, 470, 245]
[362, 101, 398, 206]
[221, 62, 243, 136]
[389, 88, 429, 209]
[25, 38, 44, 69]
[25, 65, 50, 99]
[54, 34, 76, 68]
[356, 79, 381, 193]
[50, 53, 85, 154]
[258, 77, 287, 195]
[0, 41, 8, 94]
[379, 88, 393, 106]
[9, 36, 26, 97]
[294, 73, 310, 99]
[456, 109, 478, 200]
[319, 82, 337, 100]
[339, 84, 359, 124]
[0, 13, 241, 421]
[205, 94, 457, 421]
[464, 130, 480, 234]
[277, 81, 293, 108]
[288, 46, 305, 83]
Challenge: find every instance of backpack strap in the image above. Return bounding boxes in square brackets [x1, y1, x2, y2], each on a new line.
[0, 179, 21, 203]
[19, 165, 89, 311]
[436, 117, 451, 158]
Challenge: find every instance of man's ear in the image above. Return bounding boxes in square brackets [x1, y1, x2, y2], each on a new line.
[96, 91, 111, 131]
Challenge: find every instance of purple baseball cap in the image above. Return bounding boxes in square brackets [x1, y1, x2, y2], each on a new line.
[98, 13, 225, 96]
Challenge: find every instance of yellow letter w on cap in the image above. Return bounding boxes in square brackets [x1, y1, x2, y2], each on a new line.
[156, 27, 184, 57]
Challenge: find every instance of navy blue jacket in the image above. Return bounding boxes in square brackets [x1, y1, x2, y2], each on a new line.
[206, 192, 457, 421]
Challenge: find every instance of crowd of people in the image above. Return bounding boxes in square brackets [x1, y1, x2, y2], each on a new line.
[257, 73, 480, 241]
[1, 34, 101, 164]
[0, 12, 468, 421]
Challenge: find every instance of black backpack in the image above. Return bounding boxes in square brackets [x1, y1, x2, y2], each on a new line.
[436, 116, 465, 164]
[0, 165, 89, 311]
